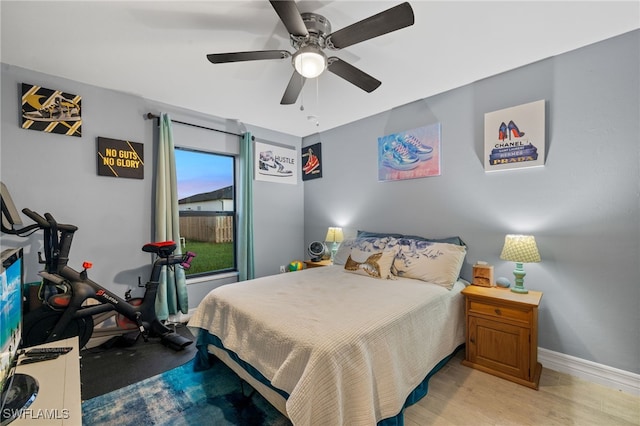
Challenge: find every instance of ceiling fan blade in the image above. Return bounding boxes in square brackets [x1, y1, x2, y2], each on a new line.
[327, 58, 381, 93]
[207, 50, 291, 64]
[269, 0, 308, 37]
[326, 2, 414, 50]
[281, 71, 307, 105]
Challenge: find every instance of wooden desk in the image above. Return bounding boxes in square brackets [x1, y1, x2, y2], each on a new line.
[11, 337, 81, 425]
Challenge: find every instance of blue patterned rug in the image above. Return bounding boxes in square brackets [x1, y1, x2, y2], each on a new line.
[82, 357, 291, 426]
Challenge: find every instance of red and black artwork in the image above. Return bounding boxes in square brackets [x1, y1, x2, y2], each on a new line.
[302, 142, 322, 181]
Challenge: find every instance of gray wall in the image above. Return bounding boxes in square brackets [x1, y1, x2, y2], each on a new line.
[2, 30, 637, 375]
[303, 30, 639, 374]
[0, 63, 303, 310]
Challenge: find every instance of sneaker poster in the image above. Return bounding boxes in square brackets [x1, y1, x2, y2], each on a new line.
[255, 141, 298, 184]
[21, 83, 82, 137]
[302, 143, 322, 181]
[484, 100, 545, 172]
[377, 123, 441, 182]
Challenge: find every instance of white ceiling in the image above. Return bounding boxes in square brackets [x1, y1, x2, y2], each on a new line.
[2, 1, 638, 137]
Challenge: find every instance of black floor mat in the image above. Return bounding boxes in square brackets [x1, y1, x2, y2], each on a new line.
[80, 324, 197, 400]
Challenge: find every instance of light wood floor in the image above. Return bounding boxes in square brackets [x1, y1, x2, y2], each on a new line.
[404, 351, 640, 426]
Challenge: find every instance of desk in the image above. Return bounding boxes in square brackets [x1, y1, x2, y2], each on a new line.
[11, 337, 81, 425]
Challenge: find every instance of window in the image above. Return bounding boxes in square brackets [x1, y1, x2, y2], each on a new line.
[175, 147, 236, 277]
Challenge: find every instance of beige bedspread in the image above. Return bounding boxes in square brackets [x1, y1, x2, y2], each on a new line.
[188, 265, 465, 426]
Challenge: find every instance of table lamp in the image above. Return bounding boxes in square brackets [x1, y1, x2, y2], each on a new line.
[325, 227, 344, 262]
[500, 234, 540, 294]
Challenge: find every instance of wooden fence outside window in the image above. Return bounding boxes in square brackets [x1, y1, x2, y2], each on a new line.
[179, 212, 234, 243]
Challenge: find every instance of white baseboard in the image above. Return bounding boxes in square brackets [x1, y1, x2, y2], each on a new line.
[539, 347, 640, 395]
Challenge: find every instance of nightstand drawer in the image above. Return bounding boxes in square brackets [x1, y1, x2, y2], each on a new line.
[469, 300, 530, 323]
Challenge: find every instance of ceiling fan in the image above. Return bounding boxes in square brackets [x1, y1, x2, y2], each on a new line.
[206, 1, 415, 105]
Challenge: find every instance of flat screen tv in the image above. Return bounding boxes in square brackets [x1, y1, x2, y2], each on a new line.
[1, 247, 38, 425]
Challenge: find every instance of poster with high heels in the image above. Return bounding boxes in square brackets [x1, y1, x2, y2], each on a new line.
[484, 100, 545, 172]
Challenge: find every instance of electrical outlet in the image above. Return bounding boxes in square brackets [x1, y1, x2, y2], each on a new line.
[279, 265, 286, 273]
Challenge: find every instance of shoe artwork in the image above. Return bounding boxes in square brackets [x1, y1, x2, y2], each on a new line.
[382, 139, 420, 170]
[303, 152, 319, 174]
[23, 94, 81, 122]
[401, 134, 433, 161]
[498, 122, 508, 141]
[259, 151, 293, 176]
[507, 120, 525, 140]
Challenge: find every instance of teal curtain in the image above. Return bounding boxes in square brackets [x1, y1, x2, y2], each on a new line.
[238, 132, 255, 281]
[155, 113, 188, 319]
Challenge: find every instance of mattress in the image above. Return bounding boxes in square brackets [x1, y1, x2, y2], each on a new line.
[188, 265, 466, 425]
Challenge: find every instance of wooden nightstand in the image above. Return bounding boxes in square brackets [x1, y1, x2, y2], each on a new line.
[461, 285, 543, 389]
[303, 259, 332, 268]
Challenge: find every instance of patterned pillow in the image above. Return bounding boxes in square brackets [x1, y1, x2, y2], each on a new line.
[357, 230, 466, 247]
[344, 247, 397, 279]
[391, 240, 467, 289]
[333, 236, 398, 265]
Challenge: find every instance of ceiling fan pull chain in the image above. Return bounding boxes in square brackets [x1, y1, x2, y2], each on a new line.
[315, 79, 320, 126]
[300, 77, 305, 111]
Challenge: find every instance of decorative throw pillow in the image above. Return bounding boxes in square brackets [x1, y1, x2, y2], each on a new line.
[344, 247, 396, 279]
[333, 236, 398, 265]
[333, 238, 356, 265]
[392, 240, 467, 289]
[356, 230, 404, 239]
[358, 230, 466, 247]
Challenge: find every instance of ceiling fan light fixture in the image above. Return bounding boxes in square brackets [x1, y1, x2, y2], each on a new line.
[293, 46, 327, 78]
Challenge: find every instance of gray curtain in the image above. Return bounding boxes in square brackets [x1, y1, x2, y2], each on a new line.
[238, 132, 255, 281]
[155, 113, 188, 319]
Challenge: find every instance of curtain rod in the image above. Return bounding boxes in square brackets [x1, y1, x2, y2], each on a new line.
[145, 113, 249, 138]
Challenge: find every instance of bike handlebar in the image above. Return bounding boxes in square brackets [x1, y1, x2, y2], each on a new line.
[22, 208, 78, 232]
[22, 208, 49, 227]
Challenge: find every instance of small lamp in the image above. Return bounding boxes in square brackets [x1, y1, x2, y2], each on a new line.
[500, 234, 541, 294]
[325, 227, 344, 262]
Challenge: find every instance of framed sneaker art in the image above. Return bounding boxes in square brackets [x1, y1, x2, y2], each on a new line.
[302, 142, 322, 181]
[377, 122, 441, 182]
[21, 83, 82, 137]
[254, 141, 298, 184]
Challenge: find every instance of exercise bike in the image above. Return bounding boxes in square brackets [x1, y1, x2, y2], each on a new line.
[1, 183, 194, 351]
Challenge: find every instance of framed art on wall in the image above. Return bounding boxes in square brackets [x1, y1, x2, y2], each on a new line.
[255, 141, 297, 184]
[21, 83, 82, 137]
[302, 142, 322, 181]
[378, 123, 441, 182]
[484, 100, 546, 172]
[97, 137, 144, 179]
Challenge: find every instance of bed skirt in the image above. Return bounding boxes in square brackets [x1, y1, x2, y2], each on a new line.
[192, 328, 462, 426]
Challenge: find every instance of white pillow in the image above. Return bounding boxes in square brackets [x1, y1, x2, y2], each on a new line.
[392, 241, 466, 289]
[344, 247, 396, 279]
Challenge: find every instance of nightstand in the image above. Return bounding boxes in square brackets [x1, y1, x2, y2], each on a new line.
[461, 285, 543, 389]
[303, 259, 332, 268]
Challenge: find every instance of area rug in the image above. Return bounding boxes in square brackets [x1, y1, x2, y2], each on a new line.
[82, 357, 292, 426]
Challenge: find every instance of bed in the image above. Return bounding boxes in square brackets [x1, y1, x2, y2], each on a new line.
[188, 233, 468, 425]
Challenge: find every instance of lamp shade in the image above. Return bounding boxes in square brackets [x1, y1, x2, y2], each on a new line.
[293, 45, 327, 78]
[500, 235, 541, 263]
[325, 227, 344, 243]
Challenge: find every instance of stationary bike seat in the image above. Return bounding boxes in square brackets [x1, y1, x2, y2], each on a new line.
[142, 241, 176, 257]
